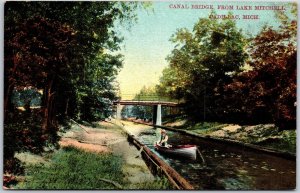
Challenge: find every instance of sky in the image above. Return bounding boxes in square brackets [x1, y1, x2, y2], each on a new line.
[116, 1, 292, 99]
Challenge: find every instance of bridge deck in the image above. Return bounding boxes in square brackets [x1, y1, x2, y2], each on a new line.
[114, 100, 178, 106]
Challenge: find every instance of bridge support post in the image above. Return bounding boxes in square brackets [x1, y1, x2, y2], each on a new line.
[152, 105, 157, 124]
[116, 103, 122, 120]
[156, 104, 162, 126]
[154, 104, 162, 126]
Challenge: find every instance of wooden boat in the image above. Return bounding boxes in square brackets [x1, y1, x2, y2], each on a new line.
[154, 144, 197, 160]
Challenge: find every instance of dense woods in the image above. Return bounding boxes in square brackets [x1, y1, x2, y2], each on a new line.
[156, 8, 296, 130]
[4, 1, 140, 174]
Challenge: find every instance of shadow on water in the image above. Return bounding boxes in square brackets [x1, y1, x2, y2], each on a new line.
[135, 128, 296, 190]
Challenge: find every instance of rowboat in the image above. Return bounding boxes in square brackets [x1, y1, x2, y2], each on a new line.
[154, 144, 197, 160]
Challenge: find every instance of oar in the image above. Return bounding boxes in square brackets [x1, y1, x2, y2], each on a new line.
[196, 147, 206, 165]
[134, 143, 157, 157]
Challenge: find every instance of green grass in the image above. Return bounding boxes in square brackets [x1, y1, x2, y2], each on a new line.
[174, 119, 296, 154]
[162, 114, 187, 125]
[256, 130, 296, 153]
[16, 146, 173, 190]
[183, 122, 228, 134]
[16, 147, 124, 190]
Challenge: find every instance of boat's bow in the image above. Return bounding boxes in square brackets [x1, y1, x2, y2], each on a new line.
[155, 144, 197, 160]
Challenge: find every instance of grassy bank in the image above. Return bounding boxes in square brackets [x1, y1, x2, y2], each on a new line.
[165, 119, 296, 154]
[16, 146, 172, 190]
[16, 147, 124, 189]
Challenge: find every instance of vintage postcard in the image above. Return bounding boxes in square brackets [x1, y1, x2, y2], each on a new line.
[3, 1, 296, 190]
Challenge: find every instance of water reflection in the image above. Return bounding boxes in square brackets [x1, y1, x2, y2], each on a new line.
[135, 127, 296, 190]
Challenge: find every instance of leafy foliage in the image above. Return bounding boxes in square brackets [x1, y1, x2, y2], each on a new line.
[157, 13, 248, 121]
[4, 109, 49, 174]
[4, 1, 142, 173]
[223, 5, 297, 129]
[121, 86, 157, 120]
[12, 88, 42, 107]
[157, 7, 296, 130]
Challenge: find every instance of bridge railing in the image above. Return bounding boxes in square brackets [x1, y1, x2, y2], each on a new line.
[119, 94, 179, 103]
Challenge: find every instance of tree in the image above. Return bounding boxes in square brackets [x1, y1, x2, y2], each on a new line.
[4, 1, 143, 122]
[75, 54, 123, 121]
[4, 1, 144, 173]
[225, 4, 297, 129]
[158, 13, 248, 121]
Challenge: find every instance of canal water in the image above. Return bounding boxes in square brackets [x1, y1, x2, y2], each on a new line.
[129, 126, 296, 190]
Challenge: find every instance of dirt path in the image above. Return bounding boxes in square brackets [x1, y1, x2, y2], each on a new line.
[59, 120, 155, 185]
[119, 120, 154, 136]
[59, 122, 124, 153]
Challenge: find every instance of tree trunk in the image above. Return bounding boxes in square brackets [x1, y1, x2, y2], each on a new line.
[4, 54, 21, 121]
[65, 98, 69, 116]
[4, 83, 14, 122]
[42, 78, 55, 133]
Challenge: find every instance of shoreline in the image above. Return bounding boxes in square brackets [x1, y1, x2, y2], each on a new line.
[8, 120, 166, 190]
[123, 119, 296, 160]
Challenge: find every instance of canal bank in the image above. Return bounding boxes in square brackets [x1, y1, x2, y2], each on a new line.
[126, 119, 296, 160]
[111, 120, 194, 190]
[10, 120, 172, 190]
[59, 120, 174, 189]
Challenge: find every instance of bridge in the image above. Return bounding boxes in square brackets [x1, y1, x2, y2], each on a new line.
[113, 100, 178, 106]
[113, 96, 180, 126]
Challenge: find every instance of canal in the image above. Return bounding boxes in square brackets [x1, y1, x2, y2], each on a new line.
[124, 122, 296, 190]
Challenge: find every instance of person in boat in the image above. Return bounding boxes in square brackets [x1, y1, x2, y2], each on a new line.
[158, 129, 170, 147]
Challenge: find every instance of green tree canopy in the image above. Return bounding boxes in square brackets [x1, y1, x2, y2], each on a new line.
[4, 1, 144, 173]
[224, 4, 297, 128]
[157, 13, 248, 120]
